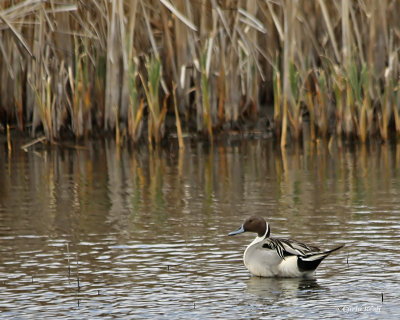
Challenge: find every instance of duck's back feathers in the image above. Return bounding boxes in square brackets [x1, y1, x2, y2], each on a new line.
[262, 237, 321, 259]
[262, 238, 344, 274]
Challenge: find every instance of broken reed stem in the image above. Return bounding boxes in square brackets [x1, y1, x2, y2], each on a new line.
[20, 136, 47, 150]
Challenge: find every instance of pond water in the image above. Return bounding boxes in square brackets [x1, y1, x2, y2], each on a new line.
[0, 137, 399, 319]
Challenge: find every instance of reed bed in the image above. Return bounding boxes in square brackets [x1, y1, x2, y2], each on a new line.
[0, 0, 400, 146]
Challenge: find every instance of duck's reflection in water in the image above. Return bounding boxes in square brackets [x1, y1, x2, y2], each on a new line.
[245, 276, 327, 301]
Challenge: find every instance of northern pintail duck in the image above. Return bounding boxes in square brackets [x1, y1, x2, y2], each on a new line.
[229, 216, 344, 278]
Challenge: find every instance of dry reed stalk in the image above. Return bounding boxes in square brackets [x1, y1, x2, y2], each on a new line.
[30, 5, 45, 137]
[359, 96, 368, 143]
[174, 0, 192, 112]
[344, 81, 354, 139]
[217, 57, 226, 125]
[314, 70, 328, 139]
[341, 0, 351, 67]
[128, 99, 145, 142]
[306, 75, 316, 141]
[273, 70, 282, 139]
[117, 0, 133, 134]
[360, 77, 372, 143]
[349, 3, 365, 66]
[393, 84, 400, 136]
[287, 63, 309, 140]
[160, 4, 177, 85]
[379, 82, 390, 142]
[29, 72, 55, 142]
[6, 124, 11, 152]
[172, 82, 184, 149]
[124, 0, 142, 142]
[200, 46, 213, 139]
[281, 0, 297, 144]
[68, 37, 92, 139]
[115, 105, 120, 146]
[236, 1, 266, 118]
[244, 0, 260, 116]
[318, 0, 340, 62]
[104, 0, 121, 132]
[333, 71, 344, 139]
[281, 96, 288, 148]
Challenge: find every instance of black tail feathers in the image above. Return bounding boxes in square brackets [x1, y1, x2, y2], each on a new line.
[297, 244, 345, 272]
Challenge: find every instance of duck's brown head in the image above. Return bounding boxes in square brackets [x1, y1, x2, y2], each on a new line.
[228, 216, 270, 238]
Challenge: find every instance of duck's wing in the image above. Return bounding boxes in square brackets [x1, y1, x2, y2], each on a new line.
[262, 237, 320, 259]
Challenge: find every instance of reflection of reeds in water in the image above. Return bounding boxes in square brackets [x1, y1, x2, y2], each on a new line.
[2, 138, 400, 240]
[1, 1, 399, 145]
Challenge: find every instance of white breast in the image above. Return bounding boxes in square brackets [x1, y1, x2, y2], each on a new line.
[243, 236, 282, 277]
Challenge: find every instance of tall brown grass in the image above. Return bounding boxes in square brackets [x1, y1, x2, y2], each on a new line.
[0, 0, 400, 146]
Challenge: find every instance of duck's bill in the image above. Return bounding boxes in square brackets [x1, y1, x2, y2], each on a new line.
[228, 225, 245, 236]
